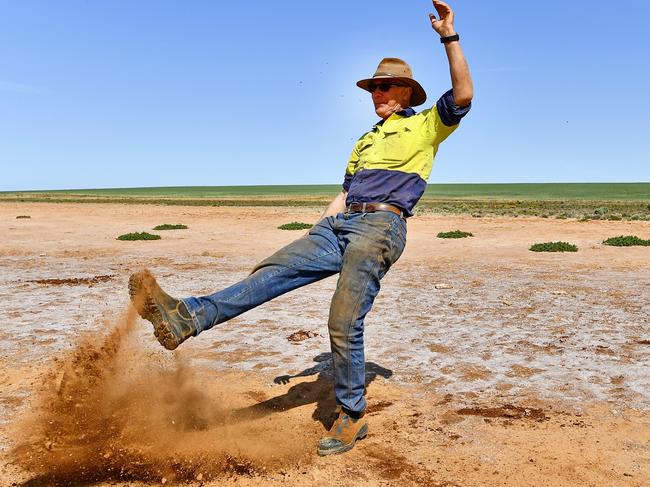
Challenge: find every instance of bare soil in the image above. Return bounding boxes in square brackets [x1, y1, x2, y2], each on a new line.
[1, 203, 649, 486]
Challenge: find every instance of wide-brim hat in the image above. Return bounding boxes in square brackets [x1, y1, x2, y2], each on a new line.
[356, 57, 427, 107]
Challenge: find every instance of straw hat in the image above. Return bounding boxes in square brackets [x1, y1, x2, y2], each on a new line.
[356, 58, 427, 107]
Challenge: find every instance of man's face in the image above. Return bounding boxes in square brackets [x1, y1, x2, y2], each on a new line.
[370, 81, 412, 118]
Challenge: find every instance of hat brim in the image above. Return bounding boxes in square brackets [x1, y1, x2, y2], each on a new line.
[356, 76, 427, 107]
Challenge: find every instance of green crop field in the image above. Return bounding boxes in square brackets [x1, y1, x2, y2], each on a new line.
[2, 183, 650, 201]
[2, 183, 650, 221]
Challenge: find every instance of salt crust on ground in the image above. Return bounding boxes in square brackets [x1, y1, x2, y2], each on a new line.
[0, 203, 648, 486]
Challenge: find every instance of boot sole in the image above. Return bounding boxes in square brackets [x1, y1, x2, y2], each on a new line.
[317, 423, 368, 457]
[128, 272, 181, 350]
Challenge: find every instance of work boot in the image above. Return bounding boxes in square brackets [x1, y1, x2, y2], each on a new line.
[317, 407, 368, 456]
[128, 269, 196, 350]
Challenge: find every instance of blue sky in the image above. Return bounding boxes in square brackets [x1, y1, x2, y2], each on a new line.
[1, 0, 649, 191]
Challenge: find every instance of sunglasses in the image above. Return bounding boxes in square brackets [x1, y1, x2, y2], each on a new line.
[367, 82, 406, 93]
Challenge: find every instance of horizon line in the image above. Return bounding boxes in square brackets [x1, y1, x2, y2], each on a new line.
[3, 181, 650, 193]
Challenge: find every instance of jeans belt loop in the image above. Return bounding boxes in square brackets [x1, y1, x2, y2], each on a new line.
[361, 202, 367, 213]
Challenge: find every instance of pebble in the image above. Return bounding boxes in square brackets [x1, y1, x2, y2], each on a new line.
[435, 283, 453, 290]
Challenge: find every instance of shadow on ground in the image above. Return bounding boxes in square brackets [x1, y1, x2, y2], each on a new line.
[234, 352, 393, 428]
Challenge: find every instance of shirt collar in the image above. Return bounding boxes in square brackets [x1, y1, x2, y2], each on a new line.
[374, 107, 416, 128]
[397, 107, 416, 117]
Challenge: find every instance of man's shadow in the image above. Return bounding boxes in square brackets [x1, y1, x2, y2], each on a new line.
[233, 352, 392, 428]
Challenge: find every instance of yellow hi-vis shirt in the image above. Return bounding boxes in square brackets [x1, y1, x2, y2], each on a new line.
[343, 89, 471, 216]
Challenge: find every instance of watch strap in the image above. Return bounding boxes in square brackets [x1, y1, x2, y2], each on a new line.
[440, 34, 460, 44]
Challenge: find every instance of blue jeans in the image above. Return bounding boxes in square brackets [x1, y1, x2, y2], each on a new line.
[182, 211, 407, 414]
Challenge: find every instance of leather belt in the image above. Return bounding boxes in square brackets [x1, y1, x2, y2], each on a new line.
[345, 202, 404, 217]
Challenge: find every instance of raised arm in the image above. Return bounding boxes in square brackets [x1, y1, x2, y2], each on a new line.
[429, 0, 473, 107]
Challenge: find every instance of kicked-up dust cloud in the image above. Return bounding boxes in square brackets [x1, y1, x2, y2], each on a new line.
[10, 307, 312, 485]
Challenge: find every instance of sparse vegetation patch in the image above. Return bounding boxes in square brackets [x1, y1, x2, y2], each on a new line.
[602, 235, 650, 247]
[437, 230, 473, 239]
[529, 241, 578, 252]
[153, 224, 188, 230]
[117, 232, 161, 241]
[278, 222, 312, 231]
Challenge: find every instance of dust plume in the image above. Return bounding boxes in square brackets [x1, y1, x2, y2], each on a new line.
[10, 307, 311, 485]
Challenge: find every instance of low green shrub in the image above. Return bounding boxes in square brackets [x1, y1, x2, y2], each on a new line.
[117, 232, 161, 241]
[278, 222, 313, 231]
[529, 241, 578, 252]
[153, 223, 188, 230]
[594, 207, 609, 215]
[16, 215, 31, 219]
[602, 235, 650, 247]
[437, 230, 473, 239]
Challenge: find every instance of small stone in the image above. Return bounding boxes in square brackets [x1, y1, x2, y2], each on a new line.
[196, 473, 203, 481]
[44, 441, 52, 451]
[435, 283, 453, 290]
[161, 478, 167, 485]
[103, 452, 111, 459]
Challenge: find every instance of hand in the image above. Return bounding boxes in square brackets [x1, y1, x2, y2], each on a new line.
[375, 100, 403, 120]
[429, 0, 456, 38]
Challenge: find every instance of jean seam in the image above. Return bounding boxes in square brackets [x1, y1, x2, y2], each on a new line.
[344, 256, 380, 410]
[224, 247, 340, 305]
[389, 215, 406, 249]
[180, 298, 204, 332]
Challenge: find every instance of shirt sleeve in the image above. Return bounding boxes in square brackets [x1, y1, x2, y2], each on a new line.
[436, 89, 471, 127]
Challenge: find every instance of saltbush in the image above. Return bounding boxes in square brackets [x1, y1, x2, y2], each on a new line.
[437, 230, 473, 239]
[529, 241, 578, 252]
[117, 232, 161, 241]
[278, 222, 313, 231]
[602, 235, 650, 247]
[153, 223, 188, 230]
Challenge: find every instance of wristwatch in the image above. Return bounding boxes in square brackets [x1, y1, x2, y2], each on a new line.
[440, 34, 460, 44]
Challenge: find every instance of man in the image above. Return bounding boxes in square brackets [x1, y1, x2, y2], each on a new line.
[129, 0, 472, 456]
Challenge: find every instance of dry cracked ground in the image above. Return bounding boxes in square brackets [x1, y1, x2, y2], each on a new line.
[0, 203, 648, 486]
